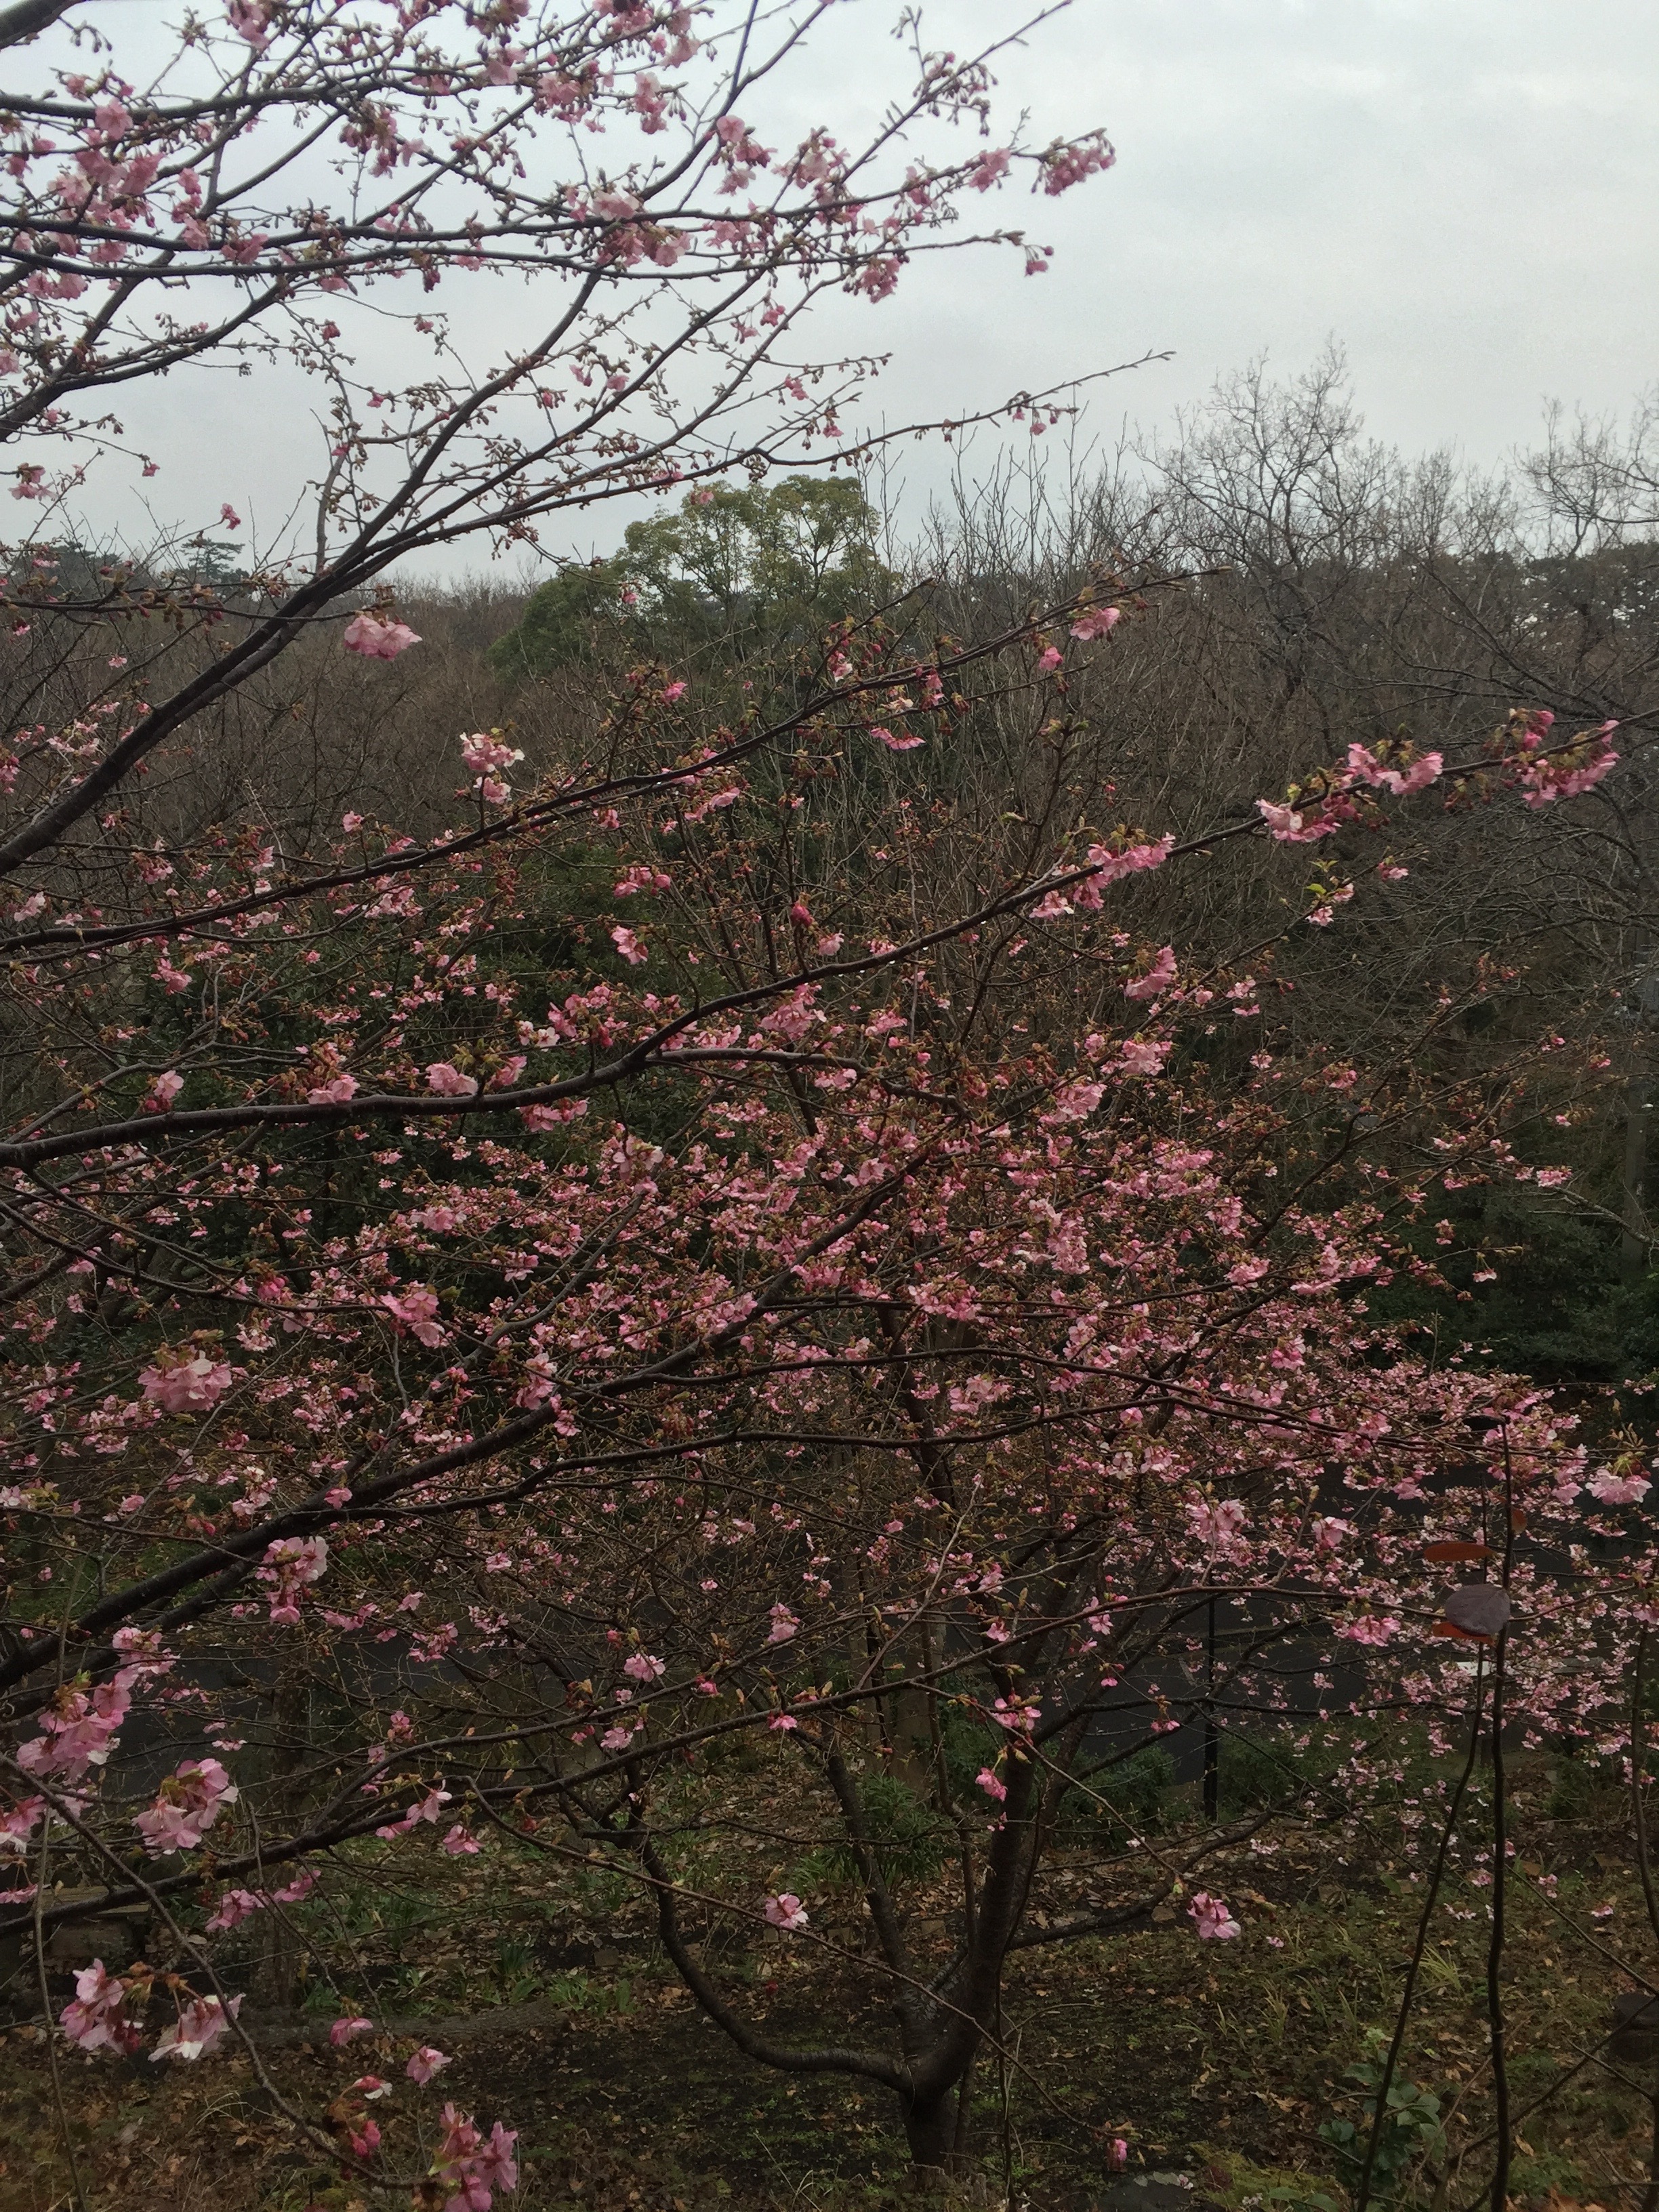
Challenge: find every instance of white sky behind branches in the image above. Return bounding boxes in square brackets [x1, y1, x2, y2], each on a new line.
[63, 0, 1659, 574]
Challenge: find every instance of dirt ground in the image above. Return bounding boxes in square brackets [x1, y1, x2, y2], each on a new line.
[1, 1765, 1653, 2212]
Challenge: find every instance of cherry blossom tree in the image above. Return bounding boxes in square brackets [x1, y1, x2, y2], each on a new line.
[0, 628, 1636, 2187]
[0, 0, 1647, 2196]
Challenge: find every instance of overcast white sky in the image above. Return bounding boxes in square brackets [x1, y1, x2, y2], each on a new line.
[838, 0, 1659, 478]
[70, 0, 1659, 570]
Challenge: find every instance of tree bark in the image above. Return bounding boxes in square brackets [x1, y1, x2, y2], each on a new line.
[902, 2087, 960, 2183]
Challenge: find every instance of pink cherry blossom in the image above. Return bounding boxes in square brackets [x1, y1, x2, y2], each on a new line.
[140, 1351, 234, 1414]
[614, 863, 673, 897]
[1186, 1498, 1248, 1557]
[432, 2104, 519, 2209]
[1519, 724, 1620, 808]
[1256, 799, 1336, 844]
[1338, 1614, 1401, 1647]
[18, 1675, 134, 1780]
[611, 924, 648, 965]
[426, 1061, 479, 1098]
[975, 1768, 1007, 1802]
[443, 1824, 480, 1856]
[623, 1651, 665, 1682]
[382, 1286, 446, 1346]
[60, 1961, 140, 2053]
[152, 1992, 241, 2060]
[1069, 605, 1120, 642]
[331, 2015, 375, 2047]
[343, 612, 422, 659]
[134, 1757, 239, 1854]
[143, 1069, 184, 1112]
[1124, 945, 1176, 1001]
[205, 1885, 268, 1932]
[459, 731, 523, 775]
[990, 1698, 1040, 1734]
[1031, 888, 1074, 920]
[766, 1603, 798, 1644]
[1188, 1891, 1241, 1940]
[1588, 1469, 1651, 1506]
[763, 1892, 808, 1930]
[272, 1867, 319, 1912]
[0, 1797, 43, 1853]
[871, 724, 924, 751]
[226, 0, 271, 47]
[1119, 1038, 1170, 1078]
[1072, 836, 1174, 910]
[258, 1534, 330, 1623]
[1346, 743, 1443, 796]
[375, 1784, 452, 1839]
[408, 2044, 453, 2083]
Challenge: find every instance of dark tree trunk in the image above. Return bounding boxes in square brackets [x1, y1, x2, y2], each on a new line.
[903, 2087, 960, 2180]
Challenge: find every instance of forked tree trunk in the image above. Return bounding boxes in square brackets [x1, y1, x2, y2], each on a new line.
[903, 2086, 962, 2182]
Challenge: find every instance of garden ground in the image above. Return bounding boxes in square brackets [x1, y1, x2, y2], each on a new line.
[0, 1754, 1652, 2212]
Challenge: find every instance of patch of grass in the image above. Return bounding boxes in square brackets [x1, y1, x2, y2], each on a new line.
[794, 1770, 951, 1891]
[1, 1754, 1653, 2210]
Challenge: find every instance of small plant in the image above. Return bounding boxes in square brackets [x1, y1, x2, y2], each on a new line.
[545, 1968, 637, 2018]
[797, 1769, 951, 1890]
[1218, 1729, 1343, 1819]
[1059, 1746, 1179, 1846]
[1543, 1757, 1595, 1821]
[1315, 2033, 1445, 2203]
[493, 1936, 541, 2003]
[1253, 2186, 1343, 2212]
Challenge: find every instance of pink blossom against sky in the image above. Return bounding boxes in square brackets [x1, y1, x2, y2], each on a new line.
[43, 1, 1659, 569]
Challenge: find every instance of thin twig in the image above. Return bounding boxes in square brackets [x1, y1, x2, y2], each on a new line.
[1355, 1655, 1488, 2212]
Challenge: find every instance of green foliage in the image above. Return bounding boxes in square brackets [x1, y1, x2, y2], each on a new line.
[493, 1935, 542, 2003]
[489, 474, 892, 680]
[1461, 1187, 1659, 1385]
[1217, 1728, 1343, 1819]
[1315, 2033, 1444, 2203]
[1217, 1731, 1298, 1816]
[1542, 1753, 1599, 1821]
[798, 1768, 951, 1891]
[1248, 2185, 1342, 2212]
[545, 1966, 636, 2015]
[938, 1697, 1002, 1803]
[487, 556, 628, 678]
[1061, 1746, 1179, 1845]
[1369, 1179, 1659, 1388]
